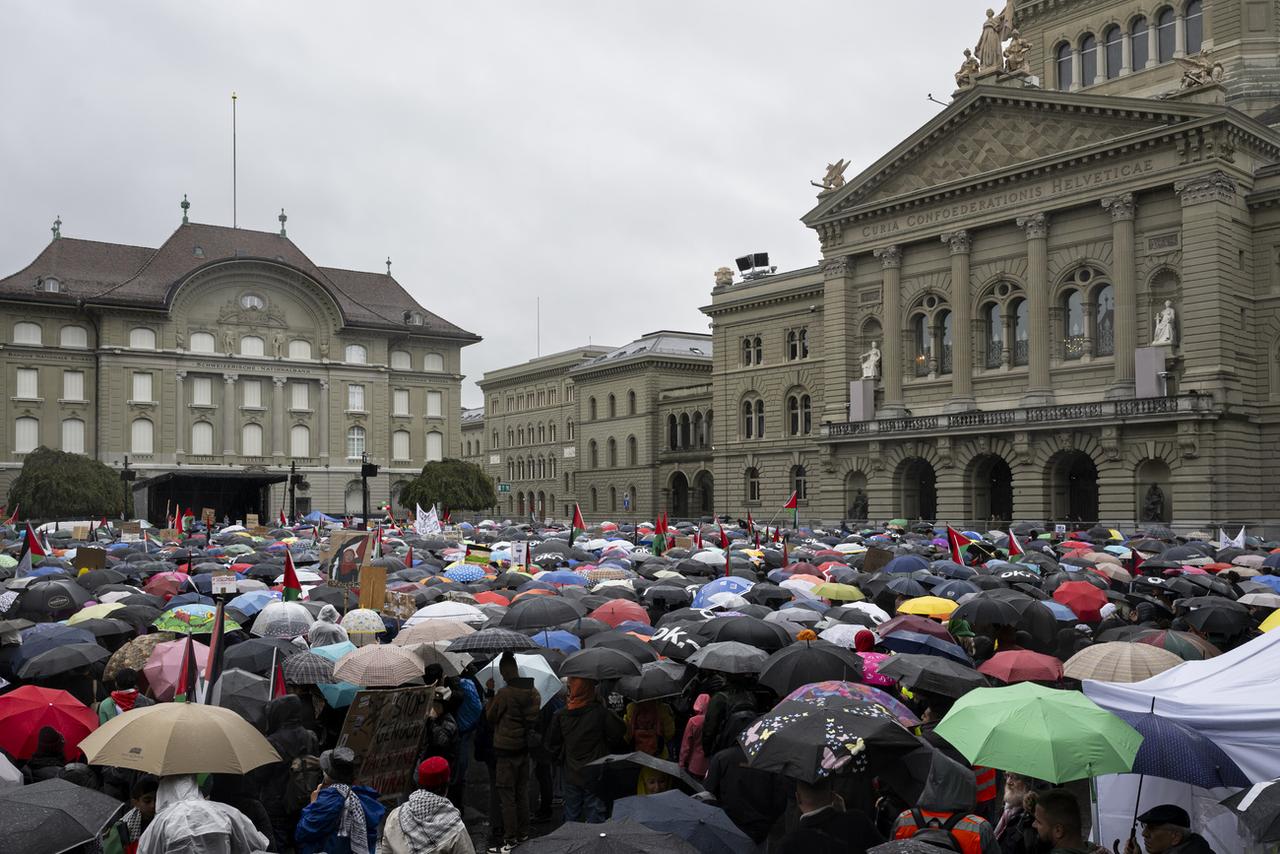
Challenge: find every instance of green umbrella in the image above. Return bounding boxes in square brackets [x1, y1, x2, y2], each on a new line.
[933, 682, 1142, 783]
[151, 605, 242, 635]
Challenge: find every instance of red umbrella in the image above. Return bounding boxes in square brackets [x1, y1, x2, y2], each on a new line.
[0, 686, 97, 760]
[588, 600, 650, 628]
[878, 614, 955, 642]
[977, 649, 1064, 683]
[143, 571, 191, 600]
[474, 590, 512, 607]
[1053, 581, 1108, 622]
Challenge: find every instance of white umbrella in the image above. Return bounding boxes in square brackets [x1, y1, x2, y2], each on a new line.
[0, 751, 21, 789]
[477, 653, 563, 708]
[250, 601, 315, 638]
[833, 601, 891, 625]
[275, 570, 324, 585]
[405, 601, 486, 627]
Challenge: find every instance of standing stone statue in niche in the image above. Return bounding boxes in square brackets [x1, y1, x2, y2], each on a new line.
[224, 329, 235, 353]
[860, 341, 881, 379]
[1142, 483, 1167, 523]
[1152, 300, 1177, 345]
[955, 49, 980, 89]
[174, 329, 185, 350]
[975, 3, 1013, 72]
[273, 332, 285, 359]
[850, 489, 869, 523]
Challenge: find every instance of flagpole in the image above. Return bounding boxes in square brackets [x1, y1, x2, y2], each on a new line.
[231, 92, 238, 229]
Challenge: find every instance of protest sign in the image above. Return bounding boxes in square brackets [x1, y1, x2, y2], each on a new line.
[357, 566, 386, 611]
[862, 546, 894, 574]
[337, 685, 434, 796]
[73, 547, 107, 572]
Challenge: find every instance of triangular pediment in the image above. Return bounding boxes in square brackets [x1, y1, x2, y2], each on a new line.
[804, 86, 1220, 225]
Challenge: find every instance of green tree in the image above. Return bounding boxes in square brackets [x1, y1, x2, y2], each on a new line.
[7, 446, 127, 520]
[398, 458, 497, 517]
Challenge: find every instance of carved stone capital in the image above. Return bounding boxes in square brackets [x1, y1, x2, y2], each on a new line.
[175, 371, 187, 381]
[223, 373, 238, 383]
[272, 375, 287, 386]
[1101, 193, 1136, 221]
[319, 379, 329, 390]
[941, 230, 972, 255]
[873, 245, 902, 269]
[1175, 170, 1237, 206]
[1016, 213, 1049, 240]
[821, 256, 851, 280]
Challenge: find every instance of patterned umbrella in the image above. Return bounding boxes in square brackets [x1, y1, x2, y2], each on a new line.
[103, 633, 176, 683]
[446, 628, 540, 653]
[152, 604, 242, 635]
[583, 567, 632, 584]
[443, 564, 486, 583]
[781, 681, 920, 728]
[333, 645, 423, 687]
[250, 601, 315, 638]
[340, 608, 388, 636]
[283, 651, 336, 685]
[739, 699, 918, 783]
[392, 620, 475, 645]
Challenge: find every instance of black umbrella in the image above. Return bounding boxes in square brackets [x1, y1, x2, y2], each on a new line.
[951, 596, 1022, 627]
[107, 604, 163, 629]
[617, 660, 690, 701]
[62, 618, 134, 641]
[1221, 779, 1280, 843]
[757, 641, 863, 696]
[17, 642, 111, 680]
[305, 586, 359, 610]
[587, 752, 706, 794]
[560, 647, 642, 680]
[611, 789, 753, 854]
[1183, 603, 1251, 635]
[647, 623, 704, 661]
[584, 629, 660, 663]
[74, 568, 127, 591]
[876, 653, 988, 698]
[15, 580, 91, 619]
[447, 628, 540, 654]
[224, 637, 300, 675]
[0, 777, 124, 854]
[501, 596, 587, 630]
[516, 819, 700, 853]
[698, 616, 793, 652]
[685, 641, 768, 675]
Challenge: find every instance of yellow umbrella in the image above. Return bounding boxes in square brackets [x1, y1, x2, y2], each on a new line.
[897, 596, 958, 618]
[1262, 609, 1280, 633]
[67, 603, 125, 625]
[810, 582, 865, 602]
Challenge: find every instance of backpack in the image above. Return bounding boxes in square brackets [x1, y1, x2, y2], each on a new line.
[455, 676, 484, 735]
[907, 808, 965, 852]
[713, 691, 758, 754]
[284, 755, 324, 813]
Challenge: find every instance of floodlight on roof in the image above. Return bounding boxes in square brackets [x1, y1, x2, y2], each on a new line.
[735, 252, 777, 281]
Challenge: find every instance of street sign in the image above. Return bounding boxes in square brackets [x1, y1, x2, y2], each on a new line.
[498, 483, 510, 493]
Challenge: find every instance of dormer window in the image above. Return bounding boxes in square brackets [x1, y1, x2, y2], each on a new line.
[40, 277, 61, 293]
[405, 311, 424, 326]
[193, 246, 205, 258]
[240, 293, 265, 310]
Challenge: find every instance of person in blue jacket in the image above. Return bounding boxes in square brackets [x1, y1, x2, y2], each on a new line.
[295, 746, 387, 854]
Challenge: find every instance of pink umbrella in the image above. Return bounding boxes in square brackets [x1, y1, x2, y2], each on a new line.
[588, 600, 650, 628]
[143, 572, 191, 600]
[856, 651, 896, 687]
[142, 639, 209, 700]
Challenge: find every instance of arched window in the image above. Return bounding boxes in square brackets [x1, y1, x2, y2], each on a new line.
[745, 467, 760, 502]
[588, 440, 598, 469]
[240, 422, 262, 457]
[61, 417, 84, 454]
[609, 487, 617, 512]
[912, 315, 931, 376]
[1156, 7, 1176, 61]
[787, 394, 806, 436]
[549, 423, 557, 443]
[984, 303, 1004, 368]
[798, 328, 809, 358]
[131, 418, 154, 455]
[392, 429, 411, 460]
[627, 436, 637, 465]
[426, 431, 443, 462]
[508, 458, 514, 480]
[344, 481, 363, 515]
[607, 437, 617, 467]
[1056, 41, 1074, 89]
[13, 322, 42, 346]
[939, 310, 953, 374]
[1185, 0, 1203, 53]
[692, 411, 704, 447]
[742, 338, 753, 365]
[290, 424, 310, 457]
[538, 424, 545, 443]
[345, 344, 367, 364]
[346, 425, 366, 459]
[517, 458, 524, 481]
[288, 339, 312, 359]
[590, 487, 598, 513]
[787, 330, 797, 360]
[537, 457, 545, 479]
[548, 456, 556, 478]
[59, 325, 87, 349]
[607, 394, 616, 418]
[390, 350, 411, 370]
[1104, 25, 1123, 78]
[627, 390, 636, 415]
[1013, 299, 1029, 366]
[1080, 33, 1098, 85]
[791, 465, 808, 501]
[566, 420, 574, 440]
[588, 397, 597, 420]
[679, 413, 691, 448]
[1131, 16, 1150, 69]
[1063, 290, 1086, 359]
[1094, 284, 1115, 356]
[129, 327, 156, 350]
[424, 353, 444, 372]
[753, 336, 762, 364]
[190, 331, 216, 353]
[240, 335, 264, 357]
[669, 414, 679, 449]
[14, 417, 38, 454]
[517, 426, 524, 445]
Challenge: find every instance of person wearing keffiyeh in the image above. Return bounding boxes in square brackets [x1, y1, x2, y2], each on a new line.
[296, 747, 386, 854]
[379, 757, 474, 854]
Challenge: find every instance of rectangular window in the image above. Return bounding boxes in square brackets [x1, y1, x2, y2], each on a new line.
[16, 368, 38, 399]
[393, 430, 410, 461]
[61, 418, 84, 454]
[132, 372, 152, 403]
[393, 389, 410, 416]
[291, 381, 309, 410]
[426, 390, 443, 417]
[242, 379, 262, 408]
[62, 370, 84, 401]
[14, 418, 38, 453]
[348, 384, 365, 411]
[191, 376, 212, 406]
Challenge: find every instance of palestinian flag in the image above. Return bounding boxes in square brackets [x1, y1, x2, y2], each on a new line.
[1006, 529, 1025, 558]
[282, 550, 303, 602]
[719, 524, 731, 577]
[173, 634, 200, 703]
[405, 545, 414, 569]
[202, 599, 228, 704]
[570, 504, 586, 545]
[174, 510, 184, 536]
[22, 522, 48, 559]
[4, 505, 19, 526]
[653, 512, 666, 556]
[280, 509, 289, 528]
[783, 491, 798, 528]
[947, 526, 973, 565]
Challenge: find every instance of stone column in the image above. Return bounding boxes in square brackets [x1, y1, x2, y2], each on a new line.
[1146, 25, 1157, 69]
[318, 379, 330, 460]
[1120, 31, 1132, 74]
[222, 374, 238, 456]
[1174, 14, 1186, 58]
[175, 371, 186, 457]
[272, 376, 286, 461]
[942, 231, 975, 412]
[821, 255, 855, 422]
[873, 245, 906, 417]
[1071, 49, 1082, 90]
[1103, 193, 1137, 398]
[1016, 214, 1054, 406]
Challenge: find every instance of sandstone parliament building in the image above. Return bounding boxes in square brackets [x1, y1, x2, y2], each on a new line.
[7, 0, 1280, 531]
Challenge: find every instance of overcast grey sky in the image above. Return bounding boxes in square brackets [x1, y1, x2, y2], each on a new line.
[1, 1, 979, 406]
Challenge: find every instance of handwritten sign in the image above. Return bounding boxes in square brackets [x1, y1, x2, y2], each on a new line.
[72, 525, 90, 541]
[382, 590, 416, 621]
[672, 536, 694, 550]
[121, 521, 142, 543]
[73, 547, 107, 572]
[203, 508, 216, 528]
[211, 574, 238, 595]
[862, 546, 894, 574]
[245, 513, 259, 529]
[337, 686, 434, 796]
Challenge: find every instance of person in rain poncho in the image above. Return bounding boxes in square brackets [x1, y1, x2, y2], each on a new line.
[307, 604, 349, 646]
[296, 746, 386, 854]
[137, 774, 270, 854]
[378, 756, 474, 854]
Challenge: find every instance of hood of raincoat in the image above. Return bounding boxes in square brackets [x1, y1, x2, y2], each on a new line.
[156, 775, 203, 813]
[265, 694, 304, 733]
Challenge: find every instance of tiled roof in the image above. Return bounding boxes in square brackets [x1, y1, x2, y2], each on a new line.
[573, 330, 712, 371]
[461, 406, 485, 425]
[0, 222, 478, 341]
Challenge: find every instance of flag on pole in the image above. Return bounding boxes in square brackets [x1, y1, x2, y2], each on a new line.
[271, 656, 287, 700]
[282, 550, 303, 602]
[570, 504, 586, 545]
[1006, 530, 1025, 557]
[783, 492, 798, 528]
[1232, 526, 1247, 549]
[22, 522, 48, 560]
[3, 505, 18, 526]
[653, 512, 666, 556]
[202, 599, 228, 704]
[718, 524, 729, 550]
[947, 526, 972, 565]
[1216, 528, 1230, 549]
[173, 634, 199, 703]
[748, 512, 759, 549]
[174, 510, 184, 537]
[782, 538, 789, 567]
[405, 545, 414, 569]
[279, 509, 288, 528]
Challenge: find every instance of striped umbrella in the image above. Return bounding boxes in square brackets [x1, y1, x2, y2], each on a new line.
[282, 651, 336, 685]
[446, 628, 540, 654]
[333, 645, 422, 687]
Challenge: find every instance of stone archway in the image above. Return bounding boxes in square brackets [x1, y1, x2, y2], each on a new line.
[670, 471, 690, 519]
[970, 454, 1013, 525]
[692, 470, 714, 518]
[516, 491, 526, 517]
[1047, 450, 1098, 525]
[898, 457, 937, 521]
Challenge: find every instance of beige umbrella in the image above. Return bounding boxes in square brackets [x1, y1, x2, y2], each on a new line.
[402, 641, 464, 677]
[1083, 551, 1124, 567]
[1232, 553, 1265, 568]
[1093, 563, 1133, 584]
[392, 620, 475, 646]
[1063, 641, 1183, 683]
[333, 644, 423, 687]
[77, 702, 280, 775]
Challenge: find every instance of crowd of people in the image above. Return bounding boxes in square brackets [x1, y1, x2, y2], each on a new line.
[0, 513, 1277, 853]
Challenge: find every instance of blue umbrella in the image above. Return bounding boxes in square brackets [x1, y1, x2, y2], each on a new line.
[692, 576, 753, 609]
[886, 577, 929, 598]
[611, 789, 753, 854]
[1043, 601, 1077, 621]
[12, 625, 96, 671]
[443, 564, 486, 583]
[167, 592, 214, 608]
[311, 641, 357, 662]
[531, 629, 581, 653]
[228, 590, 281, 616]
[318, 681, 359, 707]
[1253, 574, 1280, 593]
[538, 570, 589, 587]
[883, 555, 930, 574]
[879, 630, 973, 665]
[1114, 710, 1250, 789]
[931, 580, 982, 601]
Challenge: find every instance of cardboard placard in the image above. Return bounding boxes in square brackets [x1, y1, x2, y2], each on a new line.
[357, 566, 386, 611]
[245, 513, 259, 528]
[211, 574, 238, 595]
[337, 685, 435, 797]
[73, 547, 107, 572]
[159, 529, 179, 542]
[1054, 523, 1067, 535]
[202, 508, 216, 528]
[382, 590, 416, 621]
[861, 546, 894, 574]
[333, 533, 374, 587]
[121, 521, 142, 543]
[510, 542, 529, 567]
[72, 526, 90, 541]
[250, 526, 269, 537]
[672, 536, 694, 550]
